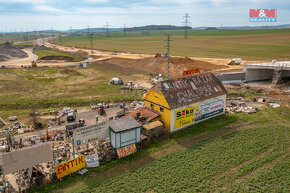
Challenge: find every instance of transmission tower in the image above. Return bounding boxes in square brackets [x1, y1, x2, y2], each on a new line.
[123, 24, 127, 36]
[70, 26, 72, 35]
[87, 25, 90, 35]
[165, 34, 171, 78]
[104, 22, 112, 38]
[182, 13, 191, 39]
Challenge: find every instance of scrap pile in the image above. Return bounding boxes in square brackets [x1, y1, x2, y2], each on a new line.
[120, 81, 146, 90]
[226, 97, 257, 114]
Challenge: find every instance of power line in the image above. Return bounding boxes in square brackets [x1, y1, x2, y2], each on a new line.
[182, 13, 191, 39]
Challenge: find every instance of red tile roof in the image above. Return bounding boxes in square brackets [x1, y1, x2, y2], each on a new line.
[124, 106, 161, 124]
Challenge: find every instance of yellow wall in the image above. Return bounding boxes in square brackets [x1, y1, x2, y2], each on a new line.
[144, 90, 171, 131]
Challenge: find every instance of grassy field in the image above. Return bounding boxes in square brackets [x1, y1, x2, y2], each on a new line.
[34, 50, 80, 62]
[31, 105, 290, 193]
[55, 29, 290, 60]
[0, 62, 147, 120]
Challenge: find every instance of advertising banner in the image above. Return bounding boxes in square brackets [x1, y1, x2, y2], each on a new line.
[55, 156, 86, 179]
[0, 142, 53, 175]
[73, 122, 109, 146]
[194, 99, 224, 122]
[174, 104, 200, 129]
[117, 144, 137, 158]
[85, 154, 99, 168]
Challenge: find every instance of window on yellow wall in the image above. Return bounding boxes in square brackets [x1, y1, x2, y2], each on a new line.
[150, 104, 154, 109]
[160, 107, 164, 112]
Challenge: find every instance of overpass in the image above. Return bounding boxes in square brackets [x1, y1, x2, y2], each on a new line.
[243, 61, 290, 82]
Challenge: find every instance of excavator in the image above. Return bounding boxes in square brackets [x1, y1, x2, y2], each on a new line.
[31, 60, 37, 68]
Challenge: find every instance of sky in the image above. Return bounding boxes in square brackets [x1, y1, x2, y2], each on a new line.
[0, 0, 290, 31]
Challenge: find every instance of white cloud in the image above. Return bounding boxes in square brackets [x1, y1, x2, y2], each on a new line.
[34, 5, 61, 12]
[0, 0, 47, 3]
[84, 0, 109, 3]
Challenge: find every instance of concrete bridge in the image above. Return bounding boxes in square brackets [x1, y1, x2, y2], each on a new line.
[243, 61, 290, 82]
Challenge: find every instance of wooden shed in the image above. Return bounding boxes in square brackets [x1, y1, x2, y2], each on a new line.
[109, 117, 142, 149]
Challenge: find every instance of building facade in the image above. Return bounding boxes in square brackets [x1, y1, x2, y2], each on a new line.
[144, 72, 227, 133]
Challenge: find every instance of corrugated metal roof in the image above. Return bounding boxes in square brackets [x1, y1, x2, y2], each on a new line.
[151, 72, 227, 109]
[124, 106, 161, 124]
[109, 117, 141, 133]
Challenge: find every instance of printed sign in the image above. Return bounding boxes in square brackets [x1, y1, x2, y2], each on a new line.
[55, 156, 86, 179]
[195, 99, 224, 122]
[249, 9, 277, 22]
[0, 143, 53, 175]
[117, 144, 137, 158]
[73, 122, 109, 146]
[174, 104, 200, 129]
[85, 154, 99, 168]
[183, 68, 200, 76]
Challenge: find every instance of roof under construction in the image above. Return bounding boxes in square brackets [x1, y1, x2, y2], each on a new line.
[150, 72, 227, 109]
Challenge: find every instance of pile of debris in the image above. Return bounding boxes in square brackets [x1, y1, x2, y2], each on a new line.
[129, 101, 144, 109]
[120, 81, 145, 90]
[226, 97, 257, 114]
[150, 74, 163, 84]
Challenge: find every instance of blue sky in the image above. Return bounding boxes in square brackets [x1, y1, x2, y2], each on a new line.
[0, 0, 289, 31]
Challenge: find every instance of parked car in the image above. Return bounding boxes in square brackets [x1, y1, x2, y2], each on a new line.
[67, 111, 76, 122]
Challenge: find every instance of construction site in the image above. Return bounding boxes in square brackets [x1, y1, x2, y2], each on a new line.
[0, 9, 290, 192]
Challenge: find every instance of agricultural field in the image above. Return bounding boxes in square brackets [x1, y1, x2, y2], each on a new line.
[32, 105, 290, 193]
[0, 62, 147, 120]
[55, 29, 290, 60]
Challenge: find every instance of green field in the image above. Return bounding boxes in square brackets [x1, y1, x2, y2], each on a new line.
[0, 62, 146, 121]
[55, 29, 290, 60]
[32, 105, 290, 193]
[35, 50, 80, 62]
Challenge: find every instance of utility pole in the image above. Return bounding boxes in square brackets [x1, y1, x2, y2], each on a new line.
[183, 13, 191, 39]
[123, 24, 127, 37]
[59, 33, 63, 46]
[221, 24, 223, 32]
[165, 34, 171, 78]
[90, 33, 93, 53]
[70, 26, 72, 35]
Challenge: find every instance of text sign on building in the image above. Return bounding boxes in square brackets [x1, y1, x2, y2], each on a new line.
[183, 68, 200, 76]
[55, 156, 86, 179]
[174, 104, 200, 129]
[117, 144, 137, 158]
[0, 143, 53, 175]
[249, 9, 277, 22]
[73, 122, 109, 146]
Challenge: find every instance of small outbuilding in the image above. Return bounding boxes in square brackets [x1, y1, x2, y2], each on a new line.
[109, 117, 142, 149]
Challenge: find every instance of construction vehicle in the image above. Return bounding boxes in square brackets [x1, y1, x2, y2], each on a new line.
[154, 53, 162, 57]
[227, 58, 242, 65]
[31, 60, 37, 68]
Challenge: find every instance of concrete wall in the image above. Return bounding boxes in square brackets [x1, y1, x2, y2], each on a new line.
[244, 68, 290, 81]
[245, 69, 273, 81]
[216, 72, 245, 81]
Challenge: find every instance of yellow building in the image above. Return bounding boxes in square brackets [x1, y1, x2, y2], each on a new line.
[144, 72, 227, 133]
